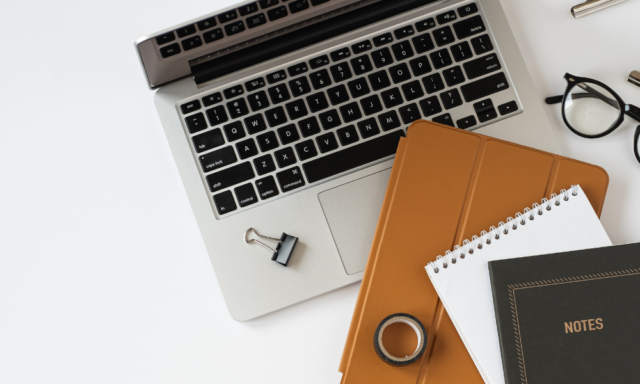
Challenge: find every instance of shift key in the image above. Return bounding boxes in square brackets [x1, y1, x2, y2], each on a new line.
[206, 162, 255, 192]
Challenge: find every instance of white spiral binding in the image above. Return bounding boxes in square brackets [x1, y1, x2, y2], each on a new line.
[428, 186, 580, 274]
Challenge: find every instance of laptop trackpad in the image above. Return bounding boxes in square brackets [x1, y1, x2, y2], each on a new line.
[318, 168, 392, 275]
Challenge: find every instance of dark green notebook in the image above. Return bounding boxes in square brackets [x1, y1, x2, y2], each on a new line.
[489, 243, 640, 384]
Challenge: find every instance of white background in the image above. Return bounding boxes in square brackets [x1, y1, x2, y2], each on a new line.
[1, 1, 639, 383]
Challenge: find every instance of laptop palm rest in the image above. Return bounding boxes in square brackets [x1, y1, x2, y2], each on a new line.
[318, 168, 392, 275]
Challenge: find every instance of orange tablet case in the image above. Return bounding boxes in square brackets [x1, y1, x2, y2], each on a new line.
[339, 121, 609, 384]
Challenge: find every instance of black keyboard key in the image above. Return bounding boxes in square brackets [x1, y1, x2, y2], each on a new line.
[436, 10, 457, 24]
[368, 71, 391, 91]
[316, 132, 339, 153]
[460, 72, 509, 102]
[224, 85, 244, 99]
[288, 63, 309, 77]
[277, 124, 301, 145]
[260, 0, 279, 8]
[412, 33, 435, 54]
[185, 113, 208, 134]
[306, 92, 329, 112]
[391, 41, 414, 61]
[213, 191, 237, 215]
[289, 77, 311, 97]
[255, 176, 280, 200]
[381, 88, 403, 108]
[246, 13, 267, 29]
[451, 41, 473, 62]
[352, 40, 372, 54]
[160, 43, 181, 58]
[298, 116, 321, 137]
[246, 77, 266, 92]
[267, 5, 288, 21]
[422, 73, 445, 94]
[419, 96, 442, 117]
[373, 33, 393, 47]
[409, 56, 431, 76]
[327, 84, 350, 105]
[394, 25, 415, 39]
[433, 26, 455, 46]
[432, 113, 454, 127]
[415, 17, 436, 32]
[225, 21, 245, 36]
[206, 162, 254, 192]
[473, 98, 493, 113]
[203, 92, 223, 107]
[257, 131, 279, 152]
[463, 53, 501, 79]
[361, 95, 383, 115]
[357, 118, 380, 139]
[289, 0, 309, 14]
[223, 121, 246, 142]
[254, 154, 276, 175]
[244, 114, 267, 134]
[430, 49, 452, 69]
[309, 69, 332, 89]
[319, 109, 341, 130]
[176, 25, 196, 38]
[239, 2, 259, 16]
[443, 66, 465, 87]
[227, 99, 250, 119]
[206, 106, 229, 127]
[295, 140, 318, 161]
[268, 84, 291, 104]
[337, 125, 359, 146]
[347, 77, 370, 98]
[389, 63, 411, 84]
[378, 110, 401, 131]
[401, 80, 425, 101]
[399, 103, 421, 125]
[453, 15, 486, 39]
[248, 91, 270, 111]
[303, 130, 404, 183]
[197, 17, 217, 31]
[285, 99, 308, 120]
[371, 48, 394, 68]
[470, 34, 493, 55]
[277, 165, 307, 194]
[219, 10, 238, 23]
[310, 55, 330, 69]
[203, 28, 224, 43]
[234, 183, 258, 207]
[274, 147, 297, 168]
[193, 128, 225, 153]
[457, 115, 477, 129]
[339, 102, 362, 123]
[330, 47, 351, 62]
[440, 89, 463, 110]
[498, 100, 518, 115]
[330, 63, 353, 82]
[156, 32, 175, 46]
[310, 0, 330, 5]
[477, 107, 498, 122]
[351, 55, 374, 75]
[265, 106, 288, 127]
[458, 3, 478, 17]
[236, 138, 259, 159]
[181, 100, 201, 114]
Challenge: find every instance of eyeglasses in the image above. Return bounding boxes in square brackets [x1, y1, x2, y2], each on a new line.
[546, 73, 640, 164]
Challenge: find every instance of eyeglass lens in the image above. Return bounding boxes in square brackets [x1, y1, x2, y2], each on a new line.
[563, 82, 621, 136]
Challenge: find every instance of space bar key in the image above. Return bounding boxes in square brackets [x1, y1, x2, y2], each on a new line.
[302, 130, 405, 184]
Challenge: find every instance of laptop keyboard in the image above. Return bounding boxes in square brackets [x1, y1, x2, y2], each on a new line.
[178, 2, 521, 217]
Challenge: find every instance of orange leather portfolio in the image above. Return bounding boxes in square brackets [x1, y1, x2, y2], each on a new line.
[338, 120, 609, 384]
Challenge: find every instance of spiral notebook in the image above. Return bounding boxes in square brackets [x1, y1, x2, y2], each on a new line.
[425, 185, 612, 384]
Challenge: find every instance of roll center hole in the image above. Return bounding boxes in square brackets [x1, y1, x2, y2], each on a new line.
[381, 321, 419, 358]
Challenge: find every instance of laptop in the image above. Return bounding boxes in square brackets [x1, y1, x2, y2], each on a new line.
[135, 0, 560, 321]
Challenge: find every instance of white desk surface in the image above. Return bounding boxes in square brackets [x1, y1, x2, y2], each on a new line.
[1, 1, 639, 383]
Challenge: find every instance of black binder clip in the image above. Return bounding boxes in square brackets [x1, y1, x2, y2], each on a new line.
[244, 228, 298, 267]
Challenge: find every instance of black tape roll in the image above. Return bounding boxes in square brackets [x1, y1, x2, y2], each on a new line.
[373, 313, 427, 366]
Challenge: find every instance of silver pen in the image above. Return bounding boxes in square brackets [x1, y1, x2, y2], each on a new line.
[571, 0, 629, 18]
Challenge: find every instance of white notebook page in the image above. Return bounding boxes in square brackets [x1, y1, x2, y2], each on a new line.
[425, 185, 611, 384]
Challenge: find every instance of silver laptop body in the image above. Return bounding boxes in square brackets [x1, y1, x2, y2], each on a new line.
[136, 0, 560, 321]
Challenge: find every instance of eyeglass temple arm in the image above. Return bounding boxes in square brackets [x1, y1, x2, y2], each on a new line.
[635, 126, 640, 164]
[546, 94, 640, 122]
[626, 104, 640, 122]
